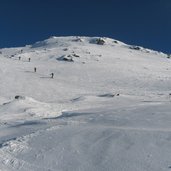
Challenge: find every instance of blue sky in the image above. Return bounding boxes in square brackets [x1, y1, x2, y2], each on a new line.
[0, 0, 171, 53]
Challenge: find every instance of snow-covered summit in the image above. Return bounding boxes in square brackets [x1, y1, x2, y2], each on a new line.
[31, 36, 125, 48]
[0, 36, 169, 101]
[1, 36, 166, 62]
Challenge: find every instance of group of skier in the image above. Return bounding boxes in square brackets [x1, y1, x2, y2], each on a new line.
[18, 56, 54, 79]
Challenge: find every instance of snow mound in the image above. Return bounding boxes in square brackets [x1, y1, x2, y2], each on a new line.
[0, 96, 61, 121]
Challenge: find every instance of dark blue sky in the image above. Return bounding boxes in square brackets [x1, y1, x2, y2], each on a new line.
[0, 0, 171, 53]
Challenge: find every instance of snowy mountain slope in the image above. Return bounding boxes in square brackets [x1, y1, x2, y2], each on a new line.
[0, 36, 171, 171]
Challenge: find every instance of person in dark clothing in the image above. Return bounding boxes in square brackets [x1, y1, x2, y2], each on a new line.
[50, 73, 54, 79]
[28, 58, 31, 62]
[34, 67, 37, 72]
[19, 56, 21, 60]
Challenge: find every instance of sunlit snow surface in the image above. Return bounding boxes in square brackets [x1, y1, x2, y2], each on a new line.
[0, 36, 171, 171]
